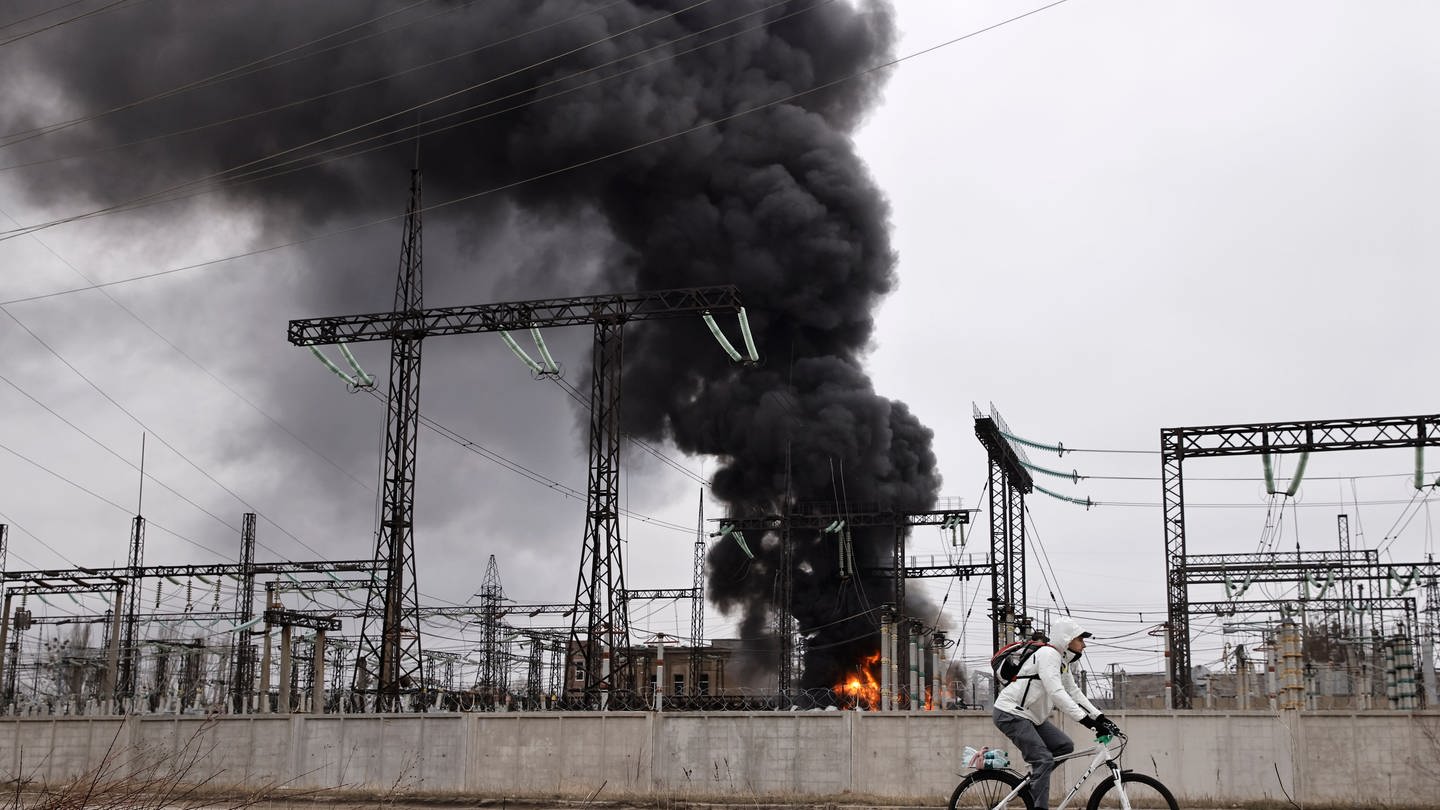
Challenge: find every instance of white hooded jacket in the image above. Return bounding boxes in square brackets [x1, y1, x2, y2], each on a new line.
[993, 616, 1103, 725]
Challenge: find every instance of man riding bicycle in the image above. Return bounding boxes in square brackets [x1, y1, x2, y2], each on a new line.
[992, 617, 1120, 810]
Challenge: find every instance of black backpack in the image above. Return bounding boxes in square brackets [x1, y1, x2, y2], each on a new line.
[991, 640, 1046, 684]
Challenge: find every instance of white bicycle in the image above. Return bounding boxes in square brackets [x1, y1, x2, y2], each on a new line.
[947, 733, 1178, 810]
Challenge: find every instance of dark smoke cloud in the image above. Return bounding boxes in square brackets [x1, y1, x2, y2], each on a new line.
[0, 0, 939, 688]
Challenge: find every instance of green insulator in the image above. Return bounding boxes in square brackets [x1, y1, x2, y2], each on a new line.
[1020, 459, 1083, 482]
[309, 346, 357, 386]
[500, 331, 544, 373]
[1034, 483, 1094, 508]
[999, 430, 1064, 454]
[737, 307, 759, 362]
[337, 343, 374, 387]
[1285, 452, 1310, 497]
[1263, 453, 1276, 495]
[1415, 446, 1425, 491]
[702, 313, 743, 362]
[730, 530, 754, 560]
[530, 327, 560, 374]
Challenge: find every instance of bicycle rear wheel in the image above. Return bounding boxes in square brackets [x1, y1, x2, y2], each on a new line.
[948, 770, 1034, 810]
[1085, 771, 1178, 810]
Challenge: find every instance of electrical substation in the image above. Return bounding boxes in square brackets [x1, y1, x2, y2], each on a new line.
[1, 181, 1435, 721]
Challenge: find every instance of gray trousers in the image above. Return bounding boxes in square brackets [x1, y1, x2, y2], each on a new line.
[993, 708, 1074, 809]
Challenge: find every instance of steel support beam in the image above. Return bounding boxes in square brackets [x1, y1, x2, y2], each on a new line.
[1162, 412, 1440, 709]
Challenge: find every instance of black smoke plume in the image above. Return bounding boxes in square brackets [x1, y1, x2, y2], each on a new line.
[0, 0, 940, 689]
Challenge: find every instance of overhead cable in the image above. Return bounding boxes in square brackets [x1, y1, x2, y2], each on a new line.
[0, 0, 1075, 303]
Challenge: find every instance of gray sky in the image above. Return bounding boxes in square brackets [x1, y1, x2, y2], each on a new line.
[0, 0, 1437, 690]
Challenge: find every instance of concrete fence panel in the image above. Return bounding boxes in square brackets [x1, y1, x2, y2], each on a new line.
[3, 709, 1440, 806]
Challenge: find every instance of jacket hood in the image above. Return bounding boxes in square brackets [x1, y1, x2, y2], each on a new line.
[1050, 616, 1092, 652]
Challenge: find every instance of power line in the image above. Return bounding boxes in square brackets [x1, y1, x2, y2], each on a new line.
[0, 305, 322, 559]
[0, 0, 653, 171]
[357, 388, 694, 535]
[0, 0, 93, 33]
[0, 0, 741, 235]
[0, 369, 238, 535]
[0, 0, 441, 145]
[0, 0, 141, 49]
[0, 203, 375, 496]
[0, 438, 226, 558]
[0, 0, 1075, 303]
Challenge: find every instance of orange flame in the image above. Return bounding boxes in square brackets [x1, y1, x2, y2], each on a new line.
[835, 651, 882, 710]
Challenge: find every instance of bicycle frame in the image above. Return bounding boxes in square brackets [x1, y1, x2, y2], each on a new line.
[986, 735, 1127, 810]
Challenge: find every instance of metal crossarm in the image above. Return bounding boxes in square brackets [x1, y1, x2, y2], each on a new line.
[975, 415, 1034, 493]
[1189, 596, 1416, 616]
[720, 508, 972, 533]
[288, 286, 744, 345]
[619, 589, 698, 600]
[264, 608, 342, 631]
[1, 560, 379, 583]
[862, 563, 994, 580]
[1163, 414, 1440, 458]
[1184, 550, 1392, 584]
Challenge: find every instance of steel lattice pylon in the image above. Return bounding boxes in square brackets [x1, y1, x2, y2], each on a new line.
[355, 170, 427, 710]
[289, 284, 744, 708]
[229, 513, 257, 712]
[573, 322, 629, 702]
[690, 491, 705, 694]
[479, 554, 504, 706]
[117, 514, 145, 708]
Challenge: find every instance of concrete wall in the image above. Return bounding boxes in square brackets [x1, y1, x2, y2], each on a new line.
[1, 710, 1438, 806]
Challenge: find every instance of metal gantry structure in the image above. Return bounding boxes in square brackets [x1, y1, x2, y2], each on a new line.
[0, 534, 597, 713]
[973, 404, 1033, 655]
[290, 284, 743, 706]
[0, 517, 380, 713]
[1162, 412, 1440, 708]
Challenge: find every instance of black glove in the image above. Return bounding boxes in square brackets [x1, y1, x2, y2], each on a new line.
[1078, 715, 1098, 730]
[1096, 714, 1122, 737]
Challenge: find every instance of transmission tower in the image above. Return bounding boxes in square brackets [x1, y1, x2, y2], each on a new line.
[117, 514, 145, 708]
[353, 170, 427, 710]
[289, 285, 744, 705]
[479, 554, 504, 706]
[690, 491, 705, 693]
[229, 513, 257, 712]
[524, 633, 544, 705]
[1424, 555, 1439, 701]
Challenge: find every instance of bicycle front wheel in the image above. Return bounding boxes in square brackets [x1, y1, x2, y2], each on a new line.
[948, 770, 1034, 810]
[1086, 771, 1178, 810]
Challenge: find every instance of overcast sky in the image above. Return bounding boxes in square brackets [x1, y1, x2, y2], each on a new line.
[1, 0, 1437, 693]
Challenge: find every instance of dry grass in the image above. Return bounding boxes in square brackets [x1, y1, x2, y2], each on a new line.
[1, 715, 314, 810]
